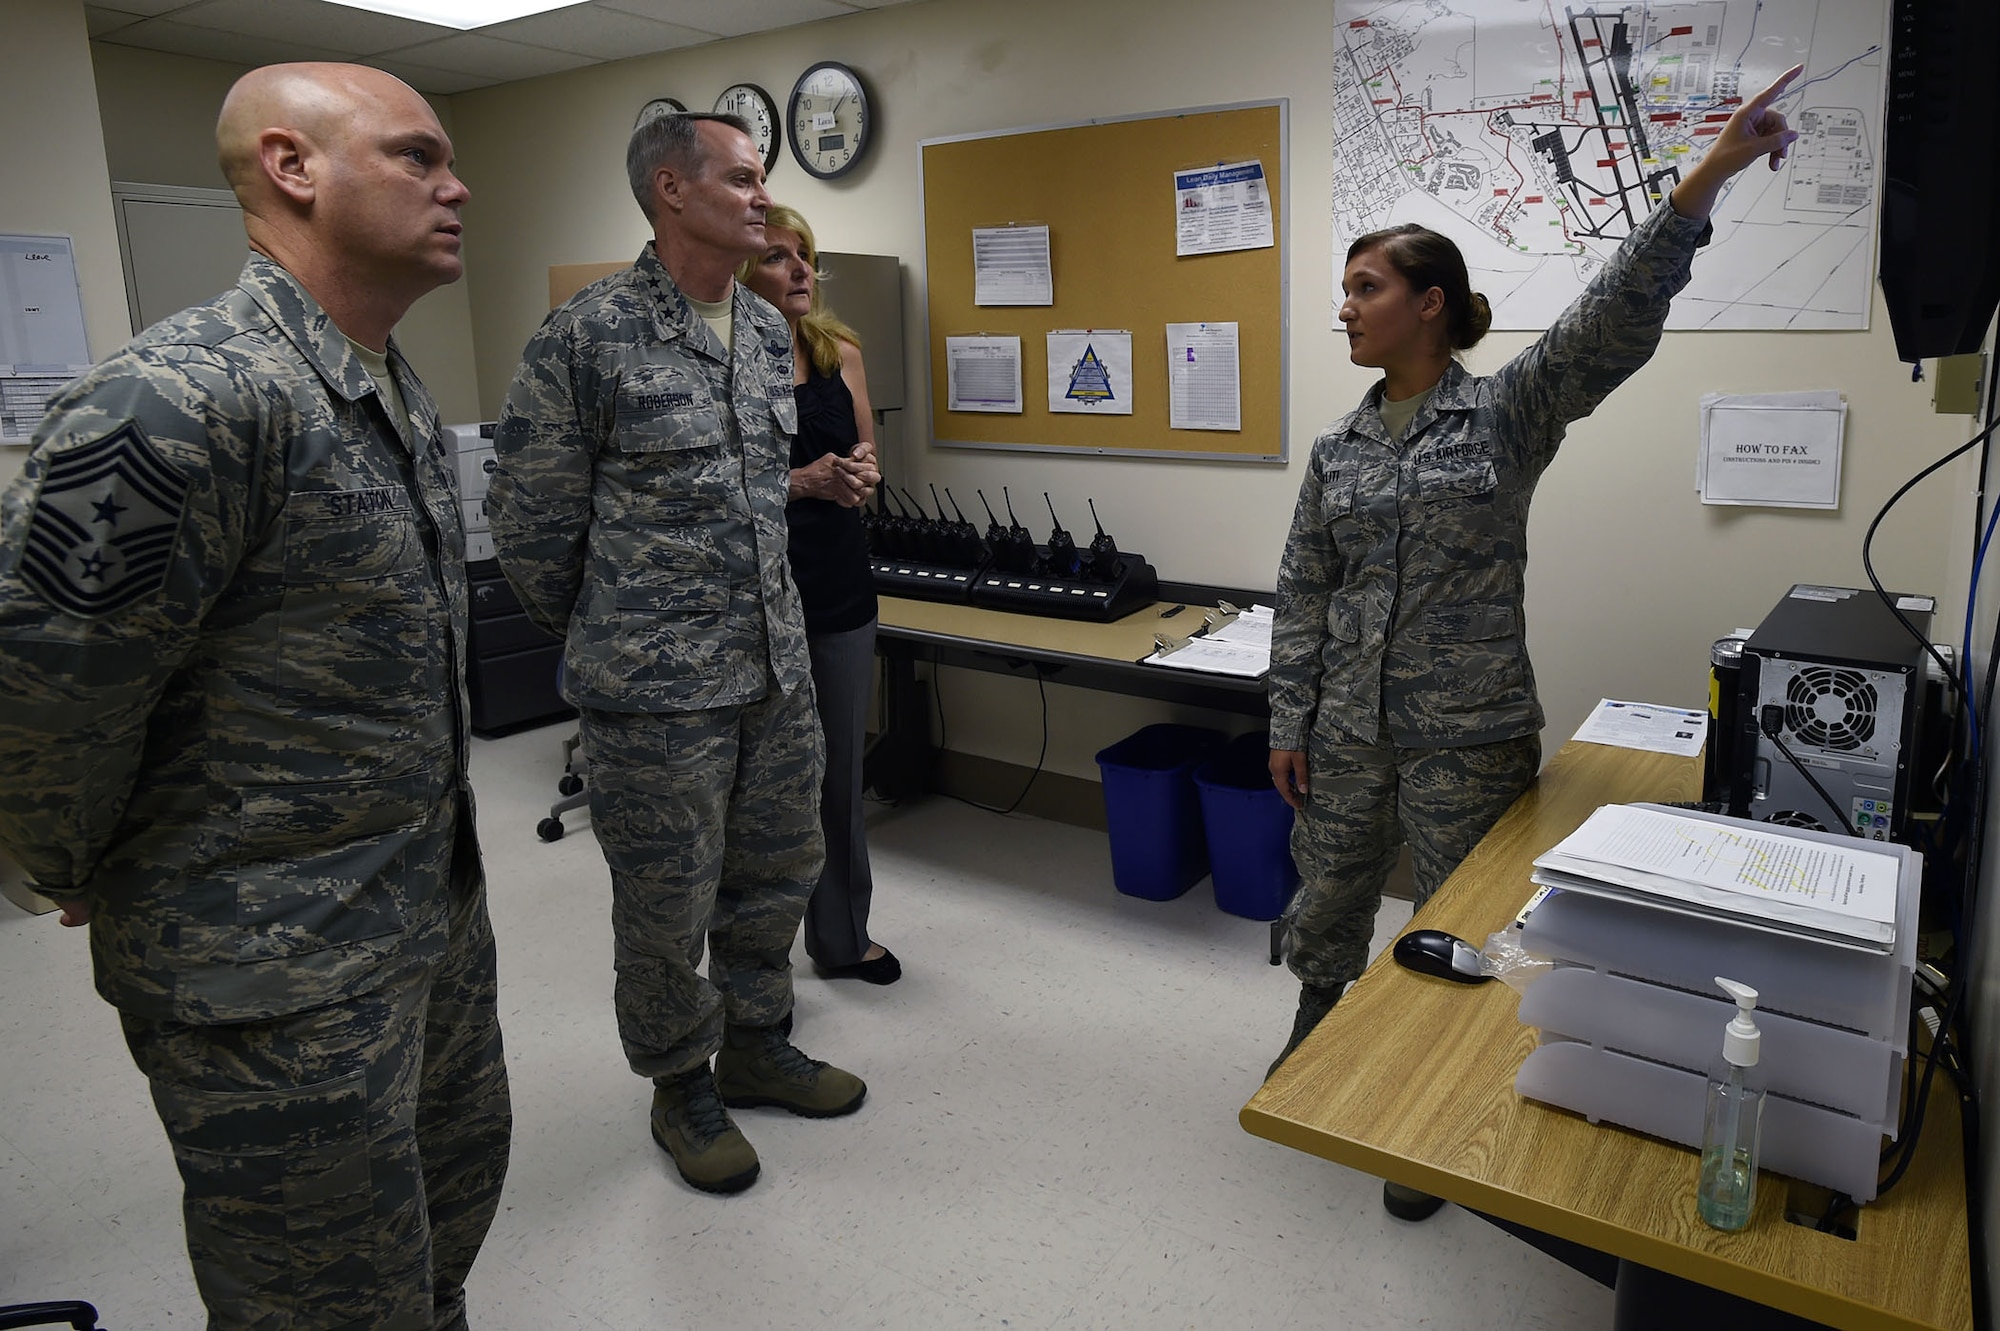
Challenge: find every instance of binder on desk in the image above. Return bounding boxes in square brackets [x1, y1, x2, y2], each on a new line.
[1530, 803, 1904, 952]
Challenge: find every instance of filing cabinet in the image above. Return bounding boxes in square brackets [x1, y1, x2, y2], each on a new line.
[450, 423, 573, 737]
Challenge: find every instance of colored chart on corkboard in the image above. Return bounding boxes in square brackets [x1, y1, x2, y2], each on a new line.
[920, 101, 1287, 461]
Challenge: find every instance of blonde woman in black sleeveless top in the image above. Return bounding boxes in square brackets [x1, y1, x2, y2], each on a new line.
[741, 204, 900, 984]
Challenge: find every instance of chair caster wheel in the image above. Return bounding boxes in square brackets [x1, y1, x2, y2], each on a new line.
[537, 818, 565, 842]
[557, 774, 584, 797]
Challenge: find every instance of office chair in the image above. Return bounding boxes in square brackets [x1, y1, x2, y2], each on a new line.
[537, 658, 587, 842]
[537, 727, 587, 841]
[0, 1302, 104, 1330]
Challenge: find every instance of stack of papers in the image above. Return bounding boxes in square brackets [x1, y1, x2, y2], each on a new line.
[1531, 804, 1899, 952]
[1143, 603, 1273, 677]
[1571, 697, 1707, 757]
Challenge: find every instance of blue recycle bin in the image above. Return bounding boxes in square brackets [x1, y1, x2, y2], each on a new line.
[1193, 731, 1301, 921]
[1094, 724, 1225, 900]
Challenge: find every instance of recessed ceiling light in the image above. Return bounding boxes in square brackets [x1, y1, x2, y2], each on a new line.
[320, 0, 589, 29]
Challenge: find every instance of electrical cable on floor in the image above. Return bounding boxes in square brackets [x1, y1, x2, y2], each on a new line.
[929, 661, 1052, 816]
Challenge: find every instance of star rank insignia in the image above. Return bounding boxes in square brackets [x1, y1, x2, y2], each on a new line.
[19, 422, 191, 616]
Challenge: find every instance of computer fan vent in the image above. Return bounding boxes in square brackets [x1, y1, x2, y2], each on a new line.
[1783, 667, 1877, 751]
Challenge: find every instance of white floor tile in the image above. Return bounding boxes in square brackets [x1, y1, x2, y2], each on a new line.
[849, 1172, 1145, 1325]
[826, 1266, 1012, 1329]
[3, 724, 1612, 1330]
[1050, 1218, 1321, 1330]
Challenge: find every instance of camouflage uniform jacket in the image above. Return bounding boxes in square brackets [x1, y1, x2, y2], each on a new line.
[0, 256, 474, 1023]
[488, 243, 806, 713]
[1269, 202, 1707, 751]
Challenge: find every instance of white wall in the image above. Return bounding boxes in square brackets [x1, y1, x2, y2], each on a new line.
[0, 0, 132, 492]
[445, 0, 1968, 779]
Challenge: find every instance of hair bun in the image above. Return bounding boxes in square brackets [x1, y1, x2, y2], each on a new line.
[1463, 292, 1493, 349]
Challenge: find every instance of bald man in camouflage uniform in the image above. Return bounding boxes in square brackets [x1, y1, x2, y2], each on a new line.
[490, 112, 864, 1197]
[0, 64, 509, 1327]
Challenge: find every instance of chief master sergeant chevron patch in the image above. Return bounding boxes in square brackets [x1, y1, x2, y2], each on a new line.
[17, 421, 190, 617]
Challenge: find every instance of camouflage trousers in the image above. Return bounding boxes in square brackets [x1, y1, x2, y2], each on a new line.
[582, 681, 826, 1081]
[120, 876, 512, 1330]
[1282, 731, 1540, 989]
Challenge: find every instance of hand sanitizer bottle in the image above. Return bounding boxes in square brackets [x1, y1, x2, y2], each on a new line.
[1697, 976, 1766, 1232]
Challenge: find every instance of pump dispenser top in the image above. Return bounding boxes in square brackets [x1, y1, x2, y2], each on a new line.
[1717, 977, 1760, 1068]
[1696, 975, 1767, 1232]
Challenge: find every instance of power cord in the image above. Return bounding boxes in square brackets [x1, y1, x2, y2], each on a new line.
[929, 660, 1052, 817]
[1756, 705, 1859, 836]
[1870, 962, 1967, 1202]
[1851, 418, 1998, 928]
[1860, 417, 1997, 741]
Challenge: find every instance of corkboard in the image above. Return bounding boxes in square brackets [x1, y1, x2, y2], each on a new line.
[920, 101, 1286, 461]
[548, 261, 628, 309]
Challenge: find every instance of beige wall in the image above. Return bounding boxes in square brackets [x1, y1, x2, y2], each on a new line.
[8, 0, 1975, 779]
[91, 43, 243, 191]
[0, 0, 132, 492]
[13, 5, 1972, 783]
[83, 42, 485, 423]
[446, 0, 1969, 778]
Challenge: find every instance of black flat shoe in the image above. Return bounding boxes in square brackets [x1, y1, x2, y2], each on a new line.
[816, 949, 902, 985]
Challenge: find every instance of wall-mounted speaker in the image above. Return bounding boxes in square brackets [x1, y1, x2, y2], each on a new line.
[1880, 0, 2000, 361]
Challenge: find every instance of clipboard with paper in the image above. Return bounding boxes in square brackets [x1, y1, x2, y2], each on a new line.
[1141, 602, 1274, 678]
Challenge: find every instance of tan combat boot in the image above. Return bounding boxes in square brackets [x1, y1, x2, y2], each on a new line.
[651, 1063, 759, 1194]
[715, 1023, 867, 1117]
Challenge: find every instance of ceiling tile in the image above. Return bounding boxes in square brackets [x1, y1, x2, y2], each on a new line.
[478, 5, 714, 59]
[81, 0, 930, 89]
[361, 55, 501, 96]
[170, 0, 456, 57]
[384, 32, 600, 81]
[597, 0, 848, 41]
[87, 0, 207, 15]
[98, 17, 354, 65]
[85, 6, 152, 37]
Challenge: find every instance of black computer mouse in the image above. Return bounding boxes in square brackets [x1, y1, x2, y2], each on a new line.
[1392, 929, 1491, 984]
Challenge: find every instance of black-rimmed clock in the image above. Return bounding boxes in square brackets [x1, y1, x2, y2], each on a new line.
[634, 97, 685, 129]
[787, 61, 871, 180]
[714, 83, 780, 172]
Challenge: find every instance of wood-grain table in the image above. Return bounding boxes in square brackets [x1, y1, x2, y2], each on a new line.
[1240, 741, 1971, 1331]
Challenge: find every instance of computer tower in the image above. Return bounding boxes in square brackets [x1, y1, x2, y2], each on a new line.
[1729, 585, 1933, 843]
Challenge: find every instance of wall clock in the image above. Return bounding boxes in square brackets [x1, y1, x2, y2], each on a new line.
[787, 61, 871, 180]
[634, 97, 685, 129]
[714, 83, 780, 172]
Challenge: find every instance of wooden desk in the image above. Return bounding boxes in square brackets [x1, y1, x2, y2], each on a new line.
[881, 594, 1181, 661]
[867, 589, 1269, 803]
[875, 593, 1268, 715]
[1240, 741, 1972, 1331]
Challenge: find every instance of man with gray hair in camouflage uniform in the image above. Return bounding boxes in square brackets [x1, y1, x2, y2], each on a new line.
[489, 111, 865, 1196]
[0, 63, 510, 1327]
